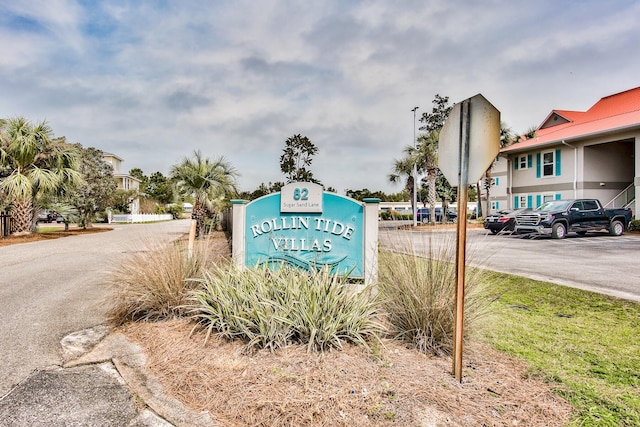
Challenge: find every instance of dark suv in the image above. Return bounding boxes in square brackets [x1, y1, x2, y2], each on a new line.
[37, 211, 64, 223]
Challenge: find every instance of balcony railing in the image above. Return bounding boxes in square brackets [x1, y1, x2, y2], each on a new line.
[604, 183, 635, 209]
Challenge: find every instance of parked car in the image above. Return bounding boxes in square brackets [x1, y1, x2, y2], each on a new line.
[37, 211, 64, 223]
[514, 199, 632, 239]
[484, 209, 527, 234]
[416, 207, 457, 223]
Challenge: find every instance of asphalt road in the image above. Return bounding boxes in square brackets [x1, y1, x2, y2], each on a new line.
[0, 219, 190, 397]
[380, 225, 640, 302]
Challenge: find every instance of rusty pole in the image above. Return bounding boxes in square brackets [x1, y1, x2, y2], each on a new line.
[452, 99, 471, 382]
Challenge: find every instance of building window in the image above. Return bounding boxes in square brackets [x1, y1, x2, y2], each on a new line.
[491, 201, 499, 210]
[518, 155, 528, 169]
[514, 195, 530, 209]
[542, 151, 555, 177]
[519, 196, 528, 208]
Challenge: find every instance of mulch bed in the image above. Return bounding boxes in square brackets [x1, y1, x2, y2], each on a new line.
[0, 227, 111, 246]
[121, 319, 573, 426]
[116, 231, 574, 426]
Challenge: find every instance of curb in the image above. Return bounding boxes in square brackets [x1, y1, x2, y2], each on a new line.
[64, 327, 215, 427]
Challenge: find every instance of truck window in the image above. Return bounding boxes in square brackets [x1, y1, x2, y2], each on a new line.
[571, 201, 584, 211]
[582, 200, 599, 210]
[538, 200, 571, 211]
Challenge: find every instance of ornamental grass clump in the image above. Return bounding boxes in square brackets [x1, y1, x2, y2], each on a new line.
[108, 238, 212, 325]
[377, 234, 491, 356]
[188, 264, 383, 352]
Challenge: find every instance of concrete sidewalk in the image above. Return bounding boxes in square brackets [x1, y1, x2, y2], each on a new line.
[0, 326, 214, 427]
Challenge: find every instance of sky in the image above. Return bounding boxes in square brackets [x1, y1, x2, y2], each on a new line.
[1, 0, 639, 194]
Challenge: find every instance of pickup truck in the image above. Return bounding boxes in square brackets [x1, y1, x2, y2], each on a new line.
[514, 199, 633, 239]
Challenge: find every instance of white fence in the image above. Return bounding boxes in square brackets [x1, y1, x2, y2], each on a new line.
[110, 213, 173, 223]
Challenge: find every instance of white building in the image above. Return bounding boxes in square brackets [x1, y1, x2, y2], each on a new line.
[102, 152, 142, 214]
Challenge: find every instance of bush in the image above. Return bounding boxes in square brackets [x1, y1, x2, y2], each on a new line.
[629, 219, 640, 231]
[379, 210, 413, 221]
[107, 239, 212, 325]
[377, 238, 491, 356]
[188, 265, 383, 352]
[167, 203, 184, 219]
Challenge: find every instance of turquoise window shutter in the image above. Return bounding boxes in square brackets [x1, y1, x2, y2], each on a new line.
[514, 196, 519, 208]
[495, 177, 500, 186]
[555, 193, 562, 200]
[536, 195, 541, 208]
[536, 153, 541, 178]
[555, 149, 562, 176]
[527, 195, 533, 208]
[514, 159, 519, 170]
[527, 154, 532, 168]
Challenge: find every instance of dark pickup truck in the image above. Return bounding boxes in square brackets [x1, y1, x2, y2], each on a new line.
[514, 199, 633, 239]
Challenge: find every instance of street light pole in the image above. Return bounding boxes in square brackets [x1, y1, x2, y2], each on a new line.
[411, 106, 419, 227]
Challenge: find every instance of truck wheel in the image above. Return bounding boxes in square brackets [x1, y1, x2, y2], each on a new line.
[552, 223, 566, 239]
[609, 220, 624, 236]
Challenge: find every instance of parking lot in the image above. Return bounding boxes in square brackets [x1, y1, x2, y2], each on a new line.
[380, 225, 640, 302]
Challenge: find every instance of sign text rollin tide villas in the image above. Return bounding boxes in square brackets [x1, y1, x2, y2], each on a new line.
[231, 182, 379, 285]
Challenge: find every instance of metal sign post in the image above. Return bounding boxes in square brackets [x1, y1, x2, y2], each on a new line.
[438, 94, 500, 383]
[452, 99, 471, 383]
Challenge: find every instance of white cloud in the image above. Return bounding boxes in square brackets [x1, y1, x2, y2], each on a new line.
[1, 0, 639, 193]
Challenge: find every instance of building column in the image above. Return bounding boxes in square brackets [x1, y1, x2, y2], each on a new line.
[231, 200, 248, 267]
[362, 198, 380, 286]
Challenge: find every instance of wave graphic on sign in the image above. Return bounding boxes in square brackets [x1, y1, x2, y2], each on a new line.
[258, 253, 347, 273]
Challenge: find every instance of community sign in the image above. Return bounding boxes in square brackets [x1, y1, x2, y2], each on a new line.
[231, 182, 379, 283]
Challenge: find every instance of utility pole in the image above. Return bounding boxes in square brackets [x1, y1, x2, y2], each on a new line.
[411, 106, 419, 226]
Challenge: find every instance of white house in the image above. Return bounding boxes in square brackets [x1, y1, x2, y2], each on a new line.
[102, 152, 142, 214]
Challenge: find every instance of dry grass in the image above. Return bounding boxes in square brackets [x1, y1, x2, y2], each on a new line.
[121, 318, 573, 426]
[377, 248, 490, 356]
[107, 234, 230, 325]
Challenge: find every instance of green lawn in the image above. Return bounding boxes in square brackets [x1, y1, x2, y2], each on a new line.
[479, 272, 640, 426]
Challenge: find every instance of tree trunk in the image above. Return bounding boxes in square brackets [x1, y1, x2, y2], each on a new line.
[407, 176, 415, 221]
[475, 182, 482, 218]
[428, 170, 437, 224]
[484, 168, 492, 217]
[10, 199, 35, 235]
[192, 202, 206, 239]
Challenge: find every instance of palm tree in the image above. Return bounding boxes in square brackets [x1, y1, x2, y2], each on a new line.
[389, 132, 440, 224]
[0, 117, 82, 234]
[170, 150, 238, 238]
[415, 131, 439, 224]
[388, 151, 420, 217]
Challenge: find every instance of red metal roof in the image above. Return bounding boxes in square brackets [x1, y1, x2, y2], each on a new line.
[503, 87, 640, 152]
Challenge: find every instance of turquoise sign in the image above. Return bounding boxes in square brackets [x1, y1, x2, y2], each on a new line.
[244, 183, 364, 277]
